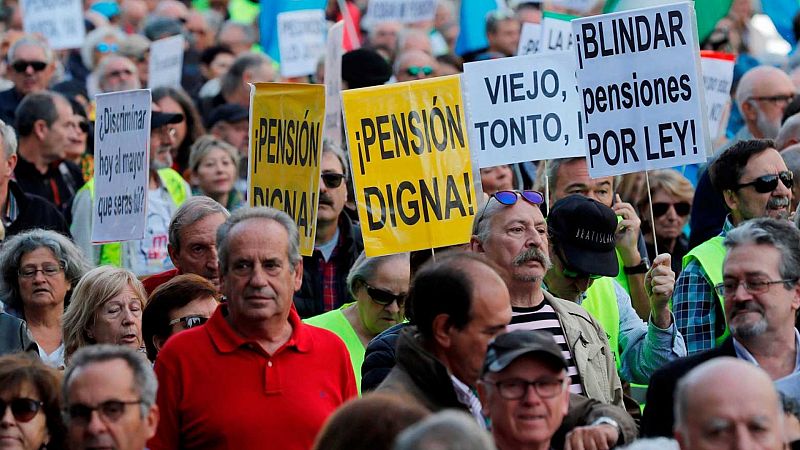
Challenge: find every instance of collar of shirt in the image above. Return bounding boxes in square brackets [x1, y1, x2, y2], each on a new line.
[450, 374, 486, 429]
[721, 215, 735, 235]
[733, 328, 800, 376]
[206, 303, 312, 356]
[315, 226, 340, 262]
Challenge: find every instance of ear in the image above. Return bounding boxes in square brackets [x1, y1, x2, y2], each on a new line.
[33, 119, 49, 141]
[292, 259, 303, 292]
[741, 99, 757, 122]
[722, 189, 739, 212]
[5, 153, 16, 174]
[153, 335, 165, 352]
[431, 313, 452, 349]
[167, 244, 179, 270]
[790, 282, 800, 313]
[145, 404, 160, 440]
[469, 235, 485, 253]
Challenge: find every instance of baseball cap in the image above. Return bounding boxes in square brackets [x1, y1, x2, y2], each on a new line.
[206, 104, 249, 129]
[547, 194, 619, 278]
[482, 330, 567, 376]
[151, 111, 184, 129]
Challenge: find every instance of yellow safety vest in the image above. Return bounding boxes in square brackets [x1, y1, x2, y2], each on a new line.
[681, 236, 728, 346]
[583, 277, 621, 369]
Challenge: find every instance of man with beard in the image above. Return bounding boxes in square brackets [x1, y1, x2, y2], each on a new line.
[674, 139, 793, 354]
[71, 104, 191, 275]
[643, 218, 800, 438]
[96, 55, 142, 94]
[293, 142, 363, 318]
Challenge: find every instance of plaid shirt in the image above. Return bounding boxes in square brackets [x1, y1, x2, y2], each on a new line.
[315, 233, 343, 313]
[673, 217, 734, 354]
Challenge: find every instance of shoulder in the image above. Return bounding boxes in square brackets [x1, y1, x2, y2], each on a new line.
[302, 322, 350, 354]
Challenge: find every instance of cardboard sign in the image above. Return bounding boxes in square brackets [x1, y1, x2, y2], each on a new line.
[700, 50, 735, 141]
[572, 2, 709, 177]
[249, 83, 324, 255]
[148, 35, 184, 89]
[540, 12, 576, 54]
[277, 9, 327, 78]
[324, 21, 345, 147]
[21, 0, 85, 50]
[517, 22, 543, 56]
[463, 52, 585, 168]
[364, 0, 437, 24]
[92, 90, 151, 244]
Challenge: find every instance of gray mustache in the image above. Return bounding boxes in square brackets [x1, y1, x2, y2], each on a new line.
[513, 247, 551, 269]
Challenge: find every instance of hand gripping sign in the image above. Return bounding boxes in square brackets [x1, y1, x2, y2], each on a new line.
[342, 75, 481, 257]
[572, 2, 710, 178]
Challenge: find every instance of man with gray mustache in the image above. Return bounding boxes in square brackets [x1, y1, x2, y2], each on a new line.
[673, 139, 794, 355]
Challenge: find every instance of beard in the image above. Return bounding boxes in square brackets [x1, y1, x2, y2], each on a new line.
[729, 301, 768, 338]
[150, 146, 173, 171]
[755, 108, 781, 139]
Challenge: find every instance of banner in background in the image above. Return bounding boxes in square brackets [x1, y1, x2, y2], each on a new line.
[21, 0, 86, 50]
[700, 51, 735, 142]
[148, 35, 184, 89]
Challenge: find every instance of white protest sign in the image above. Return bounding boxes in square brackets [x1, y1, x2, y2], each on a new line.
[365, 0, 437, 24]
[463, 52, 585, 168]
[92, 90, 151, 244]
[324, 21, 345, 147]
[21, 0, 85, 50]
[572, 2, 709, 178]
[278, 9, 327, 78]
[700, 50, 735, 141]
[148, 35, 184, 89]
[540, 12, 575, 54]
[517, 23, 542, 55]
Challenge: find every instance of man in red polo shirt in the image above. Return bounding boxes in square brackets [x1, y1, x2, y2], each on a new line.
[149, 207, 357, 450]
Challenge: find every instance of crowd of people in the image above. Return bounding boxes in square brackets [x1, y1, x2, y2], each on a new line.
[0, 0, 800, 449]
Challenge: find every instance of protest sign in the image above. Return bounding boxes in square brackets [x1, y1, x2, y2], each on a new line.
[517, 22, 543, 55]
[148, 35, 184, 89]
[249, 83, 324, 256]
[463, 52, 585, 168]
[572, 2, 709, 178]
[540, 12, 576, 54]
[324, 21, 345, 147]
[92, 90, 151, 244]
[277, 9, 327, 78]
[21, 0, 85, 50]
[364, 0, 437, 24]
[700, 50, 735, 141]
[341, 76, 480, 257]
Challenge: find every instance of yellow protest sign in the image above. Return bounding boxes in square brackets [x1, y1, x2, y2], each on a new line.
[342, 75, 479, 257]
[249, 82, 323, 256]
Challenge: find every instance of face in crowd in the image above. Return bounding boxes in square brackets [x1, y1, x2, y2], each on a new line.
[724, 148, 792, 223]
[7, 42, 54, 95]
[317, 152, 348, 227]
[351, 256, 409, 337]
[169, 212, 227, 288]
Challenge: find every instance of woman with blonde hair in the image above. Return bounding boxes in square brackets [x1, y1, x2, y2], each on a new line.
[62, 266, 148, 363]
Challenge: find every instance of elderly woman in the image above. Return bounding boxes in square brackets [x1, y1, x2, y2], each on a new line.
[62, 266, 148, 363]
[0, 230, 91, 368]
[0, 354, 66, 450]
[305, 251, 409, 392]
[637, 169, 695, 274]
[189, 135, 243, 210]
[81, 26, 126, 98]
[153, 86, 206, 175]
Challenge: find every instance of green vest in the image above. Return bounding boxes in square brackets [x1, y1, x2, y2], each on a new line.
[582, 277, 621, 369]
[681, 236, 728, 346]
[304, 304, 365, 394]
[80, 169, 189, 266]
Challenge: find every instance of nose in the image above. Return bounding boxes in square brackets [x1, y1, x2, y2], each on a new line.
[0, 404, 14, 425]
[121, 307, 136, 325]
[25, 64, 35, 75]
[207, 247, 219, 270]
[32, 269, 47, 283]
[85, 410, 109, 436]
[520, 384, 543, 406]
[248, 264, 270, 288]
[526, 228, 544, 248]
[385, 299, 401, 314]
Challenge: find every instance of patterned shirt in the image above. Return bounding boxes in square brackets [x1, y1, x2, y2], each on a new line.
[450, 374, 486, 429]
[315, 228, 342, 313]
[673, 217, 735, 354]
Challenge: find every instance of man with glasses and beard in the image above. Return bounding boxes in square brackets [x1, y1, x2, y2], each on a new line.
[0, 36, 56, 125]
[674, 139, 793, 354]
[293, 142, 363, 318]
[644, 218, 800, 438]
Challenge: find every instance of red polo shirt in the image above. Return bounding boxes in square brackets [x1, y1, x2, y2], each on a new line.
[141, 268, 180, 295]
[149, 303, 357, 450]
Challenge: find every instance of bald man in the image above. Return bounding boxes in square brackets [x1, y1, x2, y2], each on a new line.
[735, 66, 796, 141]
[674, 357, 784, 450]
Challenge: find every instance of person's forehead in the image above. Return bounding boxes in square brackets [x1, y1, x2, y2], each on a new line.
[229, 218, 289, 252]
[106, 59, 133, 73]
[321, 151, 344, 172]
[13, 43, 47, 60]
[68, 359, 136, 400]
[724, 243, 781, 276]
[180, 213, 226, 242]
[742, 148, 787, 177]
[493, 200, 544, 227]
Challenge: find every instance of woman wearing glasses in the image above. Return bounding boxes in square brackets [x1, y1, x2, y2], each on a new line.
[62, 266, 148, 364]
[0, 230, 91, 369]
[305, 251, 410, 393]
[0, 353, 66, 450]
[637, 169, 695, 274]
[188, 135, 243, 211]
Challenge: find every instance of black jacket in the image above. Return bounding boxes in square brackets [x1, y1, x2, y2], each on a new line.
[293, 214, 363, 318]
[0, 87, 23, 126]
[362, 322, 406, 392]
[641, 337, 736, 437]
[0, 312, 37, 357]
[6, 180, 70, 239]
[13, 156, 84, 212]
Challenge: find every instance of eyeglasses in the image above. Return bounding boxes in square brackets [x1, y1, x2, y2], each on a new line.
[749, 94, 795, 106]
[734, 171, 793, 193]
[168, 315, 208, 329]
[405, 65, 434, 77]
[78, 120, 90, 134]
[561, 267, 602, 280]
[64, 400, 143, 425]
[321, 172, 345, 189]
[11, 60, 47, 73]
[652, 202, 691, 218]
[107, 69, 133, 78]
[362, 281, 406, 307]
[0, 398, 43, 423]
[714, 278, 798, 297]
[475, 190, 544, 228]
[486, 377, 566, 400]
[18, 263, 64, 278]
[95, 42, 119, 54]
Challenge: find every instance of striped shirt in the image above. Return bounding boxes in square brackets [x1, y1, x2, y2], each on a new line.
[508, 299, 583, 395]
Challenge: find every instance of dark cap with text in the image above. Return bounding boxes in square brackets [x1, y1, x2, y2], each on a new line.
[482, 330, 567, 376]
[548, 194, 618, 278]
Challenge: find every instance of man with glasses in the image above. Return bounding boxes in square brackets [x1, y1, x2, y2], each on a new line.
[294, 142, 364, 318]
[97, 55, 141, 94]
[644, 218, 800, 438]
[674, 139, 793, 354]
[394, 49, 438, 82]
[63, 344, 159, 450]
[0, 35, 55, 125]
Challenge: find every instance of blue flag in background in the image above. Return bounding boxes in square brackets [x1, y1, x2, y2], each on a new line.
[260, 0, 327, 63]
[455, 0, 498, 56]
[762, 0, 800, 45]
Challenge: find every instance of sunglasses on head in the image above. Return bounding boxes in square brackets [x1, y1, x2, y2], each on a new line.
[321, 172, 345, 189]
[362, 281, 406, 307]
[734, 171, 793, 193]
[0, 398, 43, 423]
[475, 190, 545, 228]
[168, 315, 208, 329]
[651, 202, 691, 218]
[96, 42, 119, 54]
[11, 60, 47, 73]
[405, 65, 433, 76]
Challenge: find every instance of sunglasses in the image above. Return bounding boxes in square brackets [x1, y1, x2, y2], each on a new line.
[0, 398, 43, 423]
[362, 281, 406, 307]
[561, 267, 602, 280]
[651, 202, 691, 218]
[734, 171, 793, 193]
[168, 315, 208, 329]
[96, 42, 119, 54]
[321, 172, 345, 189]
[11, 60, 47, 73]
[78, 120, 90, 134]
[65, 400, 142, 425]
[405, 65, 433, 76]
